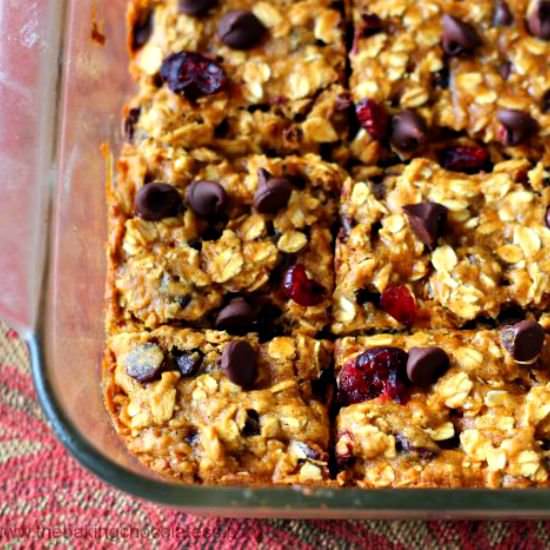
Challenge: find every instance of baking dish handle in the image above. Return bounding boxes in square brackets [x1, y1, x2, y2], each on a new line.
[0, 0, 64, 336]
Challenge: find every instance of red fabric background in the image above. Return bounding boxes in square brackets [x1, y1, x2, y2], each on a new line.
[1, 323, 550, 548]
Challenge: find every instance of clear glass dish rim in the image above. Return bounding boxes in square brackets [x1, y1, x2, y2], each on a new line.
[23, 0, 550, 518]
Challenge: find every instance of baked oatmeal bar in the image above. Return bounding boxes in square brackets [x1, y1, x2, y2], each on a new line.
[333, 157, 550, 334]
[125, 0, 349, 158]
[103, 328, 333, 484]
[348, 0, 550, 165]
[334, 325, 550, 487]
[107, 144, 345, 335]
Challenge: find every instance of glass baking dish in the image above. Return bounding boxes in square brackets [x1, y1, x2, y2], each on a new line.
[2, 0, 550, 518]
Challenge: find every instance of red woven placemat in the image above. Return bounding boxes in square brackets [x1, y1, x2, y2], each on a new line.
[1, 321, 549, 548]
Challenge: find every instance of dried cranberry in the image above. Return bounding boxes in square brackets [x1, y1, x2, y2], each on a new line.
[282, 264, 325, 307]
[380, 285, 417, 326]
[338, 347, 410, 405]
[439, 146, 491, 174]
[160, 51, 227, 100]
[355, 99, 390, 141]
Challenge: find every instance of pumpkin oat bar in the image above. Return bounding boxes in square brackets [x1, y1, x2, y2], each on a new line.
[348, 0, 550, 165]
[107, 143, 346, 335]
[333, 158, 550, 334]
[334, 327, 550, 488]
[125, 0, 349, 158]
[103, 327, 333, 485]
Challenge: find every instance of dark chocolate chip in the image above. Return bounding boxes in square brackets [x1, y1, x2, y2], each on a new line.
[218, 10, 267, 50]
[402, 201, 448, 249]
[545, 206, 550, 228]
[221, 340, 258, 389]
[171, 348, 203, 377]
[542, 90, 550, 112]
[254, 169, 293, 214]
[361, 13, 384, 37]
[406, 346, 450, 386]
[176, 295, 192, 309]
[186, 180, 228, 218]
[493, 1, 514, 26]
[500, 320, 544, 363]
[242, 409, 261, 436]
[441, 14, 481, 56]
[497, 108, 538, 145]
[391, 110, 429, 152]
[124, 108, 141, 141]
[179, 0, 217, 16]
[432, 65, 450, 89]
[501, 320, 545, 363]
[185, 428, 199, 445]
[499, 61, 512, 80]
[395, 434, 438, 459]
[498, 303, 526, 325]
[335, 93, 353, 112]
[355, 288, 381, 306]
[135, 183, 183, 221]
[126, 344, 165, 383]
[215, 298, 255, 333]
[527, 0, 550, 39]
[131, 10, 153, 51]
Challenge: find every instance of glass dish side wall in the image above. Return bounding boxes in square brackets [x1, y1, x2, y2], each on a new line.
[24, 0, 550, 517]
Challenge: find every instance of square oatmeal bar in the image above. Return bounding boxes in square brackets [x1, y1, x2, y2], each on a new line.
[334, 326, 550, 488]
[348, 0, 550, 165]
[125, 0, 350, 158]
[107, 143, 346, 335]
[103, 328, 333, 484]
[333, 157, 550, 334]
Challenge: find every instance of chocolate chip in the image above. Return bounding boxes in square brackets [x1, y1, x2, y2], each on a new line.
[124, 108, 141, 141]
[335, 93, 353, 112]
[356, 288, 381, 306]
[501, 320, 545, 363]
[186, 180, 228, 218]
[185, 428, 199, 445]
[171, 348, 203, 376]
[215, 298, 255, 333]
[498, 303, 526, 325]
[441, 15, 481, 56]
[542, 90, 550, 112]
[179, 0, 217, 16]
[361, 13, 384, 37]
[126, 344, 165, 383]
[242, 409, 261, 436]
[406, 347, 450, 386]
[527, 0, 550, 39]
[391, 110, 429, 152]
[176, 295, 192, 309]
[432, 65, 450, 89]
[221, 341, 258, 389]
[254, 169, 293, 214]
[493, 1, 514, 26]
[218, 10, 267, 50]
[499, 61, 512, 80]
[497, 108, 538, 145]
[395, 434, 439, 459]
[403, 202, 448, 249]
[131, 10, 153, 51]
[546, 206, 550, 228]
[135, 183, 183, 221]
